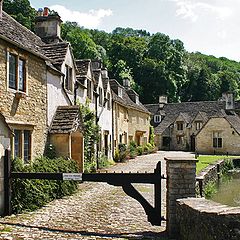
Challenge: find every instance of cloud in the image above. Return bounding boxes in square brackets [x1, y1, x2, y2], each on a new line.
[49, 5, 113, 28]
[171, 0, 233, 22]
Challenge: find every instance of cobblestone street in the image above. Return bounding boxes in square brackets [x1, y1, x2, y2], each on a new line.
[0, 151, 194, 240]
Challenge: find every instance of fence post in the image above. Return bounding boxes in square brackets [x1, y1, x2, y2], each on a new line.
[4, 149, 11, 216]
[165, 157, 198, 239]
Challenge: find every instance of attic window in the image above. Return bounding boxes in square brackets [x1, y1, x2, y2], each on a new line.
[118, 87, 123, 98]
[177, 121, 184, 131]
[195, 121, 203, 130]
[65, 65, 73, 91]
[154, 115, 161, 123]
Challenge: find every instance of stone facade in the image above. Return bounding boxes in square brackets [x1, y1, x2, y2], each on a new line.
[166, 157, 197, 239]
[128, 109, 149, 145]
[0, 39, 47, 160]
[196, 117, 240, 155]
[176, 198, 240, 240]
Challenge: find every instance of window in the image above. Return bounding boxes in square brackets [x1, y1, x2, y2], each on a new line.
[154, 115, 161, 123]
[87, 79, 92, 99]
[177, 122, 184, 131]
[13, 129, 32, 163]
[99, 87, 103, 106]
[195, 121, 203, 130]
[118, 87, 122, 98]
[65, 65, 73, 91]
[162, 137, 170, 147]
[213, 131, 222, 148]
[107, 92, 111, 110]
[177, 135, 184, 145]
[8, 53, 26, 92]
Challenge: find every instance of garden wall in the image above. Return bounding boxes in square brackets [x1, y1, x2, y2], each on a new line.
[176, 197, 240, 240]
[195, 159, 225, 196]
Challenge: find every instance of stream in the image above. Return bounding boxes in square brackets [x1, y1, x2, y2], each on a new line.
[211, 172, 240, 207]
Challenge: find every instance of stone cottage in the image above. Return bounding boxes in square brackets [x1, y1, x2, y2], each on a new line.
[110, 79, 150, 153]
[0, 9, 50, 161]
[145, 94, 240, 154]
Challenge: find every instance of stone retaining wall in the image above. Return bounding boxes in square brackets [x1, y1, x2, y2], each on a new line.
[176, 197, 240, 240]
[195, 159, 226, 196]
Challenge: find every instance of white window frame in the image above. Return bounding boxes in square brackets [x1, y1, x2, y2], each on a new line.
[154, 115, 161, 123]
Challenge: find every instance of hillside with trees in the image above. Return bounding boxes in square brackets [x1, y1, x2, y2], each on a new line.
[4, 0, 240, 104]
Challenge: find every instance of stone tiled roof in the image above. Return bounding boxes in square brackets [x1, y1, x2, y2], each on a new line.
[49, 106, 83, 134]
[109, 79, 150, 114]
[145, 101, 226, 134]
[41, 42, 69, 69]
[0, 12, 47, 59]
[225, 112, 240, 135]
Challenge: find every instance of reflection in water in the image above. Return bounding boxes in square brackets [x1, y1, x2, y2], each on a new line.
[211, 172, 240, 207]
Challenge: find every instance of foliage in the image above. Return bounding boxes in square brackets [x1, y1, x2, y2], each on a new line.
[7, 1, 240, 103]
[204, 181, 217, 199]
[11, 156, 78, 214]
[128, 141, 137, 159]
[3, 0, 36, 31]
[79, 102, 99, 173]
[149, 126, 155, 147]
[98, 153, 115, 169]
[137, 146, 143, 155]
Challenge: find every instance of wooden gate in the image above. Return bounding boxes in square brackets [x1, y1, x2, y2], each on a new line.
[3, 149, 166, 226]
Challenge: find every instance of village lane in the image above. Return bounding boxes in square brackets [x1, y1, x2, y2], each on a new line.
[0, 151, 194, 240]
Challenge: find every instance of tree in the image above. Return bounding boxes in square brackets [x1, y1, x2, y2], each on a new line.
[3, 0, 36, 30]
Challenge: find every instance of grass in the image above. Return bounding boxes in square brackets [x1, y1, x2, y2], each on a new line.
[196, 155, 240, 174]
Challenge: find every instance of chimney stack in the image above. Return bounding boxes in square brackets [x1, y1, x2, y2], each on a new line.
[123, 78, 130, 89]
[222, 92, 234, 110]
[35, 7, 62, 43]
[159, 95, 168, 109]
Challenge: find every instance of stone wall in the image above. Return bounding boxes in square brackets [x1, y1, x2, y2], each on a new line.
[196, 159, 226, 196]
[176, 197, 240, 240]
[0, 39, 47, 159]
[196, 117, 240, 155]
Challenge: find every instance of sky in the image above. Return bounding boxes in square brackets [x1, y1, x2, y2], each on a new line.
[29, 0, 240, 62]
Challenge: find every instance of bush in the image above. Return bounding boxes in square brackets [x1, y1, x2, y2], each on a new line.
[128, 141, 137, 159]
[98, 153, 115, 169]
[11, 156, 78, 214]
[137, 146, 143, 155]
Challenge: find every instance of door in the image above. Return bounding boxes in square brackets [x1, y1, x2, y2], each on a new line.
[190, 135, 195, 152]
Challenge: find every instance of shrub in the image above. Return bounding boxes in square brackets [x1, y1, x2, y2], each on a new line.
[118, 143, 127, 162]
[98, 153, 114, 169]
[137, 146, 143, 155]
[128, 141, 137, 159]
[11, 156, 78, 214]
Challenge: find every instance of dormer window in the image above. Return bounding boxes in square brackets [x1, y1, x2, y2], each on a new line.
[154, 115, 161, 123]
[65, 65, 73, 91]
[118, 87, 123, 98]
[8, 52, 27, 92]
[177, 121, 184, 131]
[107, 92, 111, 109]
[195, 121, 203, 130]
[99, 87, 103, 106]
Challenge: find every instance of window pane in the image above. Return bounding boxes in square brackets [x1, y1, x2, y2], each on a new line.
[9, 53, 17, 89]
[213, 138, 217, 148]
[218, 138, 222, 148]
[14, 130, 21, 158]
[24, 130, 31, 163]
[18, 59, 25, 91]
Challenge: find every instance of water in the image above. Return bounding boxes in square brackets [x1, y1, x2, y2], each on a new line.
[211, 172, 240, 207]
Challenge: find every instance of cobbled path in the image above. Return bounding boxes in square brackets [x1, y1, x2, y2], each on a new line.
[0, 151, 194, 240]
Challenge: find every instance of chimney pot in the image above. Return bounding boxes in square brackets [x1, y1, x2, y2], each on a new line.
[43, 7, 49, 17]
[37, 8, 43, 17]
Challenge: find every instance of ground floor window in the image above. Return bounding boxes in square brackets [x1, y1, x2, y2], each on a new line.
[176, 135, 184, 145]
[213, 131, 222, 148]
[13, 129, 32, 163]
